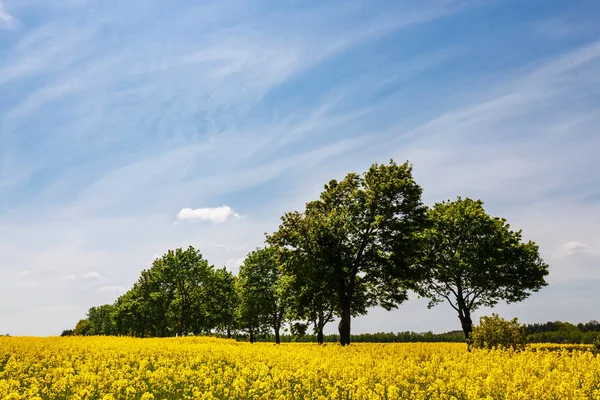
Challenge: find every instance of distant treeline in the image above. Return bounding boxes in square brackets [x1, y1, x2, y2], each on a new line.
[61, 322, 600, 345]
[225, 322, 600, 344]
[221, 331, 467, 343]
[526, 320, 600, 344]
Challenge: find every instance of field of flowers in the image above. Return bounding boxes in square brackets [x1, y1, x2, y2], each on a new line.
[0, 336, 599, 400]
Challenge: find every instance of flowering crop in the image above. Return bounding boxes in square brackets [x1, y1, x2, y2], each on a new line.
[1, 336, 599, 399]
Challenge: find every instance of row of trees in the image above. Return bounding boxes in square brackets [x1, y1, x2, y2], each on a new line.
[526, 320, 600, 344]
[68, 160, 551, 345]
[71, 248, 237, 338]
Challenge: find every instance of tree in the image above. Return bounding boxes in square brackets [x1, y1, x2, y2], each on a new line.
[270, 160, 427, 345]
[112, 247, 217, 338]
[73, 319, 90, 336]
[236, 247, 287, 344]
[416, 197, 549, 340]
[159, 247, 214, 336]
[113, 282, 154, 337]
[86, 304, 116, 335]
[208, 267, 238, 338]
[272, 239, 336, 344]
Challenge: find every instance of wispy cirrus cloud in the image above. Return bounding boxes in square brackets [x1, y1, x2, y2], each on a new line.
[0, 0, 15, 29]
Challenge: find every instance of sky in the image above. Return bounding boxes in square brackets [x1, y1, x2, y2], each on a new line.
[0, 0, 599, 337]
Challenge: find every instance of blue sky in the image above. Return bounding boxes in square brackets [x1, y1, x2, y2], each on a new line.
[1, 0, 599, 336]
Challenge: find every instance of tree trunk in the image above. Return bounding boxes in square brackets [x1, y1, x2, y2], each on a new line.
[249, 328, 255, 344]
[338, 305, 351, 346]
[275, 326, 281, 344]
[226, 327, 231, 339]
[459, 312, 473, 343]
[317, 326, 324, 345]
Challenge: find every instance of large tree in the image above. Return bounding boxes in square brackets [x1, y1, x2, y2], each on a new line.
[113, 247, 215, 337]
[416, 197, 549, 340]
[269, 216, 336, 345]
[236, 247, 287, 344]
[113, 284, 150, 337]
[86, 304, 116, 335]
[208, 267, 238, 338]
[159, 247, 215, 336]
[270, 160, 427, 345]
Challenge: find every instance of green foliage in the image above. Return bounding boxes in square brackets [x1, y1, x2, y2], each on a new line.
[289, 322, 309, 342]
[269, 160, 427, 345]
[526, 320, 600, 344]
[416, 197, 549, 339]
[60, 329, 74, 337]
[73, 319, 90, 336]
[236, 246, 287, 343]
[72, 246, 238, 338]
[224, 330, 466, 343]
[86, 304, 116, 335]
[471, 314, 527, 351]
[208, 267, 238, 337]
[594, 334, 600, 351]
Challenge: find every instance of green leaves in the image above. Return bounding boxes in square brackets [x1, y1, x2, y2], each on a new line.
[269, 160, 427, 345]
[236, 246, 287, 343]
[110, 246, 234, 337]
[417, 197, 549, 338]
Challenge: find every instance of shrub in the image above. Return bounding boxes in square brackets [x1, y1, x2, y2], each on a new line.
[471, 313, 527, 351]
[594, 334, 600, 351]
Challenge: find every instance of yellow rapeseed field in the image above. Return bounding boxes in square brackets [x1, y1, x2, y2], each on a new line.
[0, 336, 599, 400]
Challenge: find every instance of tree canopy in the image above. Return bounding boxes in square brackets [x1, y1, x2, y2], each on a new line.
[236, 246, 287, 344]
[269, 160, 427, 345]
[416, 197, 549, 339]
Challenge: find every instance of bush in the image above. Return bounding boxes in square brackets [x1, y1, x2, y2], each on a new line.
[471, 313, 527, 351]
[594, 334, 600, 351]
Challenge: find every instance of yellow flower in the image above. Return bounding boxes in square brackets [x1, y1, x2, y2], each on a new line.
[0, 336, 599, 399]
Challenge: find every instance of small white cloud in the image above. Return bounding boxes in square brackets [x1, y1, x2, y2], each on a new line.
[98, 285, 126, 293]
[555, 241, 588, 257]
[83, 271, 101, 279]
[0, 1, 16, 29]
[177, 205, 241, 223]
[19, 270, 29, 276]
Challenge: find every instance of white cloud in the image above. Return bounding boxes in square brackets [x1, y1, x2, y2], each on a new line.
[0, 1, 16, 29]
[555, 241, 589, 257]
[83, 271, 101, 279]
[97, 285, 126, 293]
[19, 270, 29, 276]
[177, 206, 241, 223]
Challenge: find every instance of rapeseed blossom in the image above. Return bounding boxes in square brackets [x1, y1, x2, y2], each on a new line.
[0, 337, 599, 399]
